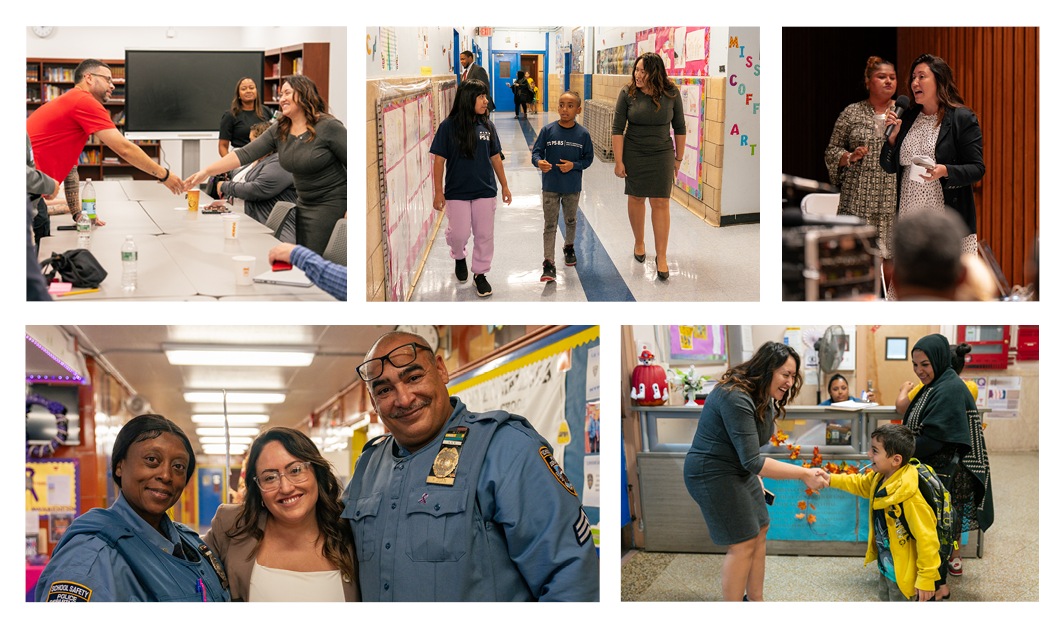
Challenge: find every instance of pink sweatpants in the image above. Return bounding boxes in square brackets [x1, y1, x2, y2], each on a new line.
[444, 197, 497, 275]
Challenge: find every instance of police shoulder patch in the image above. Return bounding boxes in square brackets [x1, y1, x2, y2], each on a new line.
[47, 581, 92, 602]
[538, 446, 578, 497]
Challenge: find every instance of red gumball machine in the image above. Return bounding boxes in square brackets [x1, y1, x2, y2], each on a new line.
[631, 349, 670, 406]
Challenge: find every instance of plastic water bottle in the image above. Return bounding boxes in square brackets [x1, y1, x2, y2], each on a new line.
[76, 211, 92, 249]
[82, 178, 97, 225]
[121, 235, 138, 289]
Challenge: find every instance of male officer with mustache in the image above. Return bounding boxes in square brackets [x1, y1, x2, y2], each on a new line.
[341, 331, 599, 601]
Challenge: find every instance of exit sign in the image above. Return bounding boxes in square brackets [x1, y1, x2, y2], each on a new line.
[478, 27, 492, 36]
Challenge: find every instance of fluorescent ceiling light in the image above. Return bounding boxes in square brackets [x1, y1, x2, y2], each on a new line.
[165, 348, 314, 367]
[202, 445, 248, 455]
[184, 392, 285, 404]
[199, 437, 254, 445]
[192, 414, 270, 424]
[197, 427, 260, 437]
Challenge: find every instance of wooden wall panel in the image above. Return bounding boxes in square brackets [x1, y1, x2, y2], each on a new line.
[897, 27, 1038, 290]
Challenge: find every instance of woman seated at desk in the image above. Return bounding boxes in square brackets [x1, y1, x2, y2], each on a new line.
[818, 373, 858, 405]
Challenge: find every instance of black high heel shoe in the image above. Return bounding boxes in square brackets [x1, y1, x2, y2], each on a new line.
[634, 245, 645, 263]
[655, 257, 669, 281]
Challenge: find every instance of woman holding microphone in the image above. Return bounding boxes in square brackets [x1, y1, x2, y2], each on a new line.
[881, 54, 984, 256]
[684, 342, 829, 601]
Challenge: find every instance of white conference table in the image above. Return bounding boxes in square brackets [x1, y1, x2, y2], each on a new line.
[38, 180, 332, 301]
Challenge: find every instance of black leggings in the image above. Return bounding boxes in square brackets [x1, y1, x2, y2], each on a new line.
[515, 101, 528, 117]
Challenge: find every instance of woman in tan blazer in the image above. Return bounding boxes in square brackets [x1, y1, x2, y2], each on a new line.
[204, 428, 359, 601]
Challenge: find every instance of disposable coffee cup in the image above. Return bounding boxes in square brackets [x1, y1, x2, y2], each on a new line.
[223, 213, 239, 239]
[233, 255, 255, 286]
[873, 114, 886, 136]
[908, 155, 935, 183]
[187, 188, 200, 211]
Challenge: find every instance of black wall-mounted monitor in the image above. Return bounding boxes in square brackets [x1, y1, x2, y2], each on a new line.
[125, 49, 265, 140]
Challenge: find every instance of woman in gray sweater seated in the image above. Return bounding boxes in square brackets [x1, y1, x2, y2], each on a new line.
[187, 76, 346, 256]
[217, 122, 297, 243]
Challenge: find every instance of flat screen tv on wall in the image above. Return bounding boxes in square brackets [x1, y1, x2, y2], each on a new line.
[125, 50, 265, 139]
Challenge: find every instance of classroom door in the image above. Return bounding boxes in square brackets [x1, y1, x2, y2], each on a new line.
[197, 466, 224, 529]
[492, 52, 519, 112]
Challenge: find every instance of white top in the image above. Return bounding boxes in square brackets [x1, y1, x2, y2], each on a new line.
[248, 562, 345, 602]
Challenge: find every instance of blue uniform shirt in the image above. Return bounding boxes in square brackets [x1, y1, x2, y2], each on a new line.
[35, 494, 229, 602]
[429, 118, 501, 201]
[343, 397, 599, 601]
[530, 121, 594, 194]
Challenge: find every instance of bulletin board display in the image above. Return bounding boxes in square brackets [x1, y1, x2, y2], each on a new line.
[596, 27, 710, 76]
[377, 83, 438, 301]
[435, 79, 456, 129]
[571, 28, 585, 73]
[26, 458, 79, 515]
[665, 325, 726, 364]
[673, 78, 704, 199]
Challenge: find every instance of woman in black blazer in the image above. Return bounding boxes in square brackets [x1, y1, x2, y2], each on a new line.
[881, 54, 984, 254]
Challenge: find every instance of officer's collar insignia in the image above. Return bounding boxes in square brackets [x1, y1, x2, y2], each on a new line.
[47, 581, 91, 602]
[427, 426, 468, 486]
[539, 446, 578, 497]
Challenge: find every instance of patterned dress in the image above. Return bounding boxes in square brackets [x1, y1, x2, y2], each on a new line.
[898, 112, 978, 255]
[825, 101, 897, 258]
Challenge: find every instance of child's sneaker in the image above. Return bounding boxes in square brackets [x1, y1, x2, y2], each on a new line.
[474, 273, 492, 297]
[455, 258, 468, 283]
[540, 259, 556, 282]
[563, 244, 577, 266]
[947, 555, 963, 576]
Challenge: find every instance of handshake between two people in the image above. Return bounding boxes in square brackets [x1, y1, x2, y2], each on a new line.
[800, 467, 832, 491]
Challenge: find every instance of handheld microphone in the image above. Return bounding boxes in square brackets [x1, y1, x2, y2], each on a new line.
[885, 95, 909, 139]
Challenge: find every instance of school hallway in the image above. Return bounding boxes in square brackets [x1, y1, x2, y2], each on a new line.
[621, 451, 1038, 602]
[410, 111, 760, 302]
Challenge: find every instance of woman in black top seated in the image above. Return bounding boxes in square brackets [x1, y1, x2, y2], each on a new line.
[219, 77, 273, 157]
[217, 122, 297, 243]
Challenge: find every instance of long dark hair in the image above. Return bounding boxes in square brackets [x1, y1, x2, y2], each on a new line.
[720, 342, 802, 422]
[909, 53, 967, 126]
[229, 77, 268, 121]
[626, 52, 677, 111]
[449, 78, 492, 159]
[227, 427, 355, 582]
[277, 75, 333, 143]
[112, 414, 195, 487]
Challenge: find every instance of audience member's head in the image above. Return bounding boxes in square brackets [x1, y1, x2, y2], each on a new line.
[889, 210, 968, 300]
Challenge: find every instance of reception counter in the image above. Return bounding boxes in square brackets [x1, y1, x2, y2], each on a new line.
[635, 403, 985, 556]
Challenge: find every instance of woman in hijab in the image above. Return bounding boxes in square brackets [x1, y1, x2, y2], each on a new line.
[903, 333, 993, 600]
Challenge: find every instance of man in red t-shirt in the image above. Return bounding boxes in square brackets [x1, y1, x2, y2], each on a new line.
[27, 59, 183, 228]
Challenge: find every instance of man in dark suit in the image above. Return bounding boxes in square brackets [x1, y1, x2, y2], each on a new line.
[459, 50, 494, 111]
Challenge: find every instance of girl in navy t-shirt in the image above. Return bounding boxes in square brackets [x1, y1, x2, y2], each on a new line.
[430, 79, 512, 297]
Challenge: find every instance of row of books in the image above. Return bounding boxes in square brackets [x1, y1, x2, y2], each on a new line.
[27, 65, 127, 82]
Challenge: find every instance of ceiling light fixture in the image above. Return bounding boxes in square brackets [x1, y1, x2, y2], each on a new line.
[164, 345, 315, 367]
[196, 427, 260, 437]
[183, 392, 285, 404]
[199, 437, 254, 445]
[191, 414, 270, 424]
[202, 445, 248, 455]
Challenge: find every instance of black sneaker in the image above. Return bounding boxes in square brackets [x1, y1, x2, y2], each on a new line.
[563, 244, 577, 266]
[540, 259, 556, 282]
[474, 273, 492, 297]
[455, 258, 468, 282]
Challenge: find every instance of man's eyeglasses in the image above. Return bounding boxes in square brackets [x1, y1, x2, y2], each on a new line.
[356, 342, 432, 382]
[88, 73, 114, 85]
[253, 461, 312, 492]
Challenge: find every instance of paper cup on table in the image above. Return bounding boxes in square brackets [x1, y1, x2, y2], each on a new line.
[187, 188, 200, 211]
[232, 255, 255, 286]
[222, 213, 239, 239]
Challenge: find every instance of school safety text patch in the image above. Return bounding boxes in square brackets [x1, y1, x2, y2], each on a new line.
[47, 581, 92, 602]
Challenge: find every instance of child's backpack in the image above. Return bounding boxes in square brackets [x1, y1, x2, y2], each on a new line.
[895, 458, 958, 566]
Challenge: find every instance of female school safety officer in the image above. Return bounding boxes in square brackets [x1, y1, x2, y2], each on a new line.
[35, 415, 229, 602]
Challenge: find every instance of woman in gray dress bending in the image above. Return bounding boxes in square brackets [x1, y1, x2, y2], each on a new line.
[684, 342, 828, 601]
[611, 52, 685, 280]
[187, 76, 346, 256]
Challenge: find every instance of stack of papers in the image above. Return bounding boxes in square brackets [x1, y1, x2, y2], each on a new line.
[825, 400, 879, 410]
